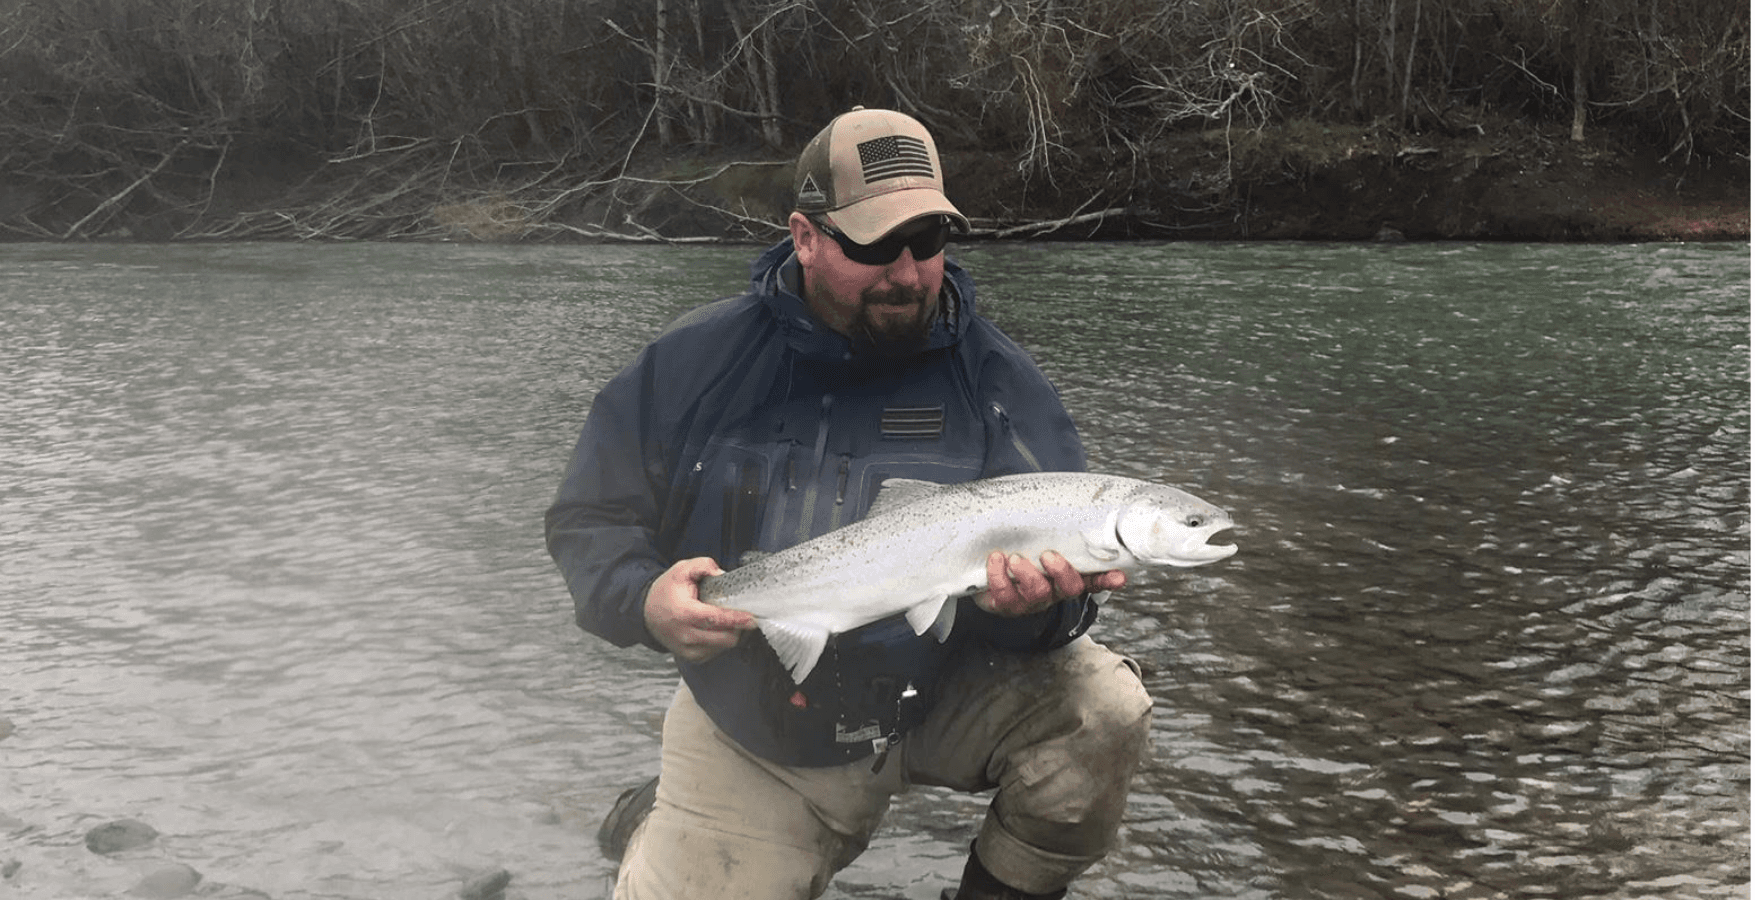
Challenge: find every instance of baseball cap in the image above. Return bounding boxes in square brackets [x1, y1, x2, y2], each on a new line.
[793, 107, 969, 244]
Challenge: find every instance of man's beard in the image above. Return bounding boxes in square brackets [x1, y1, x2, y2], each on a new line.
[850, 285, 934, 358]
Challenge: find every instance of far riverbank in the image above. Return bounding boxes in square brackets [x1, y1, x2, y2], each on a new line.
[4, 117, 1745, 245]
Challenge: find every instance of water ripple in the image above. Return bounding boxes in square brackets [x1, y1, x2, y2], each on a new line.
[1, 241, 1746, 899]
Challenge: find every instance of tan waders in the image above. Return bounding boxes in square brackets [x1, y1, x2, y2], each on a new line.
[605, 636, 1152, 899]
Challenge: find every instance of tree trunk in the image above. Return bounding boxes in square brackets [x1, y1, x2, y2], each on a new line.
[688, 0, 715, 145]
[1350, 0, 1367, 114]
[758, 18, 781, 148]
[654, 0, 674, 146]
[1382, 0, 1399, 113]
[1570, 51, 1587, 141]
[727, 1, 783, 150]
[1400, 0, 1422, 124]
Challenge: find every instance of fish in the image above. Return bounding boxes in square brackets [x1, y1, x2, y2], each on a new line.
[697, 471, 1238, 683]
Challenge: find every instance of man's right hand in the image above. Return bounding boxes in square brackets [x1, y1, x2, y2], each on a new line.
[643, 557, 756, 663]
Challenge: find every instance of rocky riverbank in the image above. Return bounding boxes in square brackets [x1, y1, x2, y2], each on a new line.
[622, 115, 1748, 245]
[6, 116, 1744, 245]
[0, 810, 514, 900]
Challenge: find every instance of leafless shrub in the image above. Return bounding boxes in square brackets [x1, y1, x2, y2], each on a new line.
[0, 0, 1743, 238]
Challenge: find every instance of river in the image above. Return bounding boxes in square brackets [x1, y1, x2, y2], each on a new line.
[0, 241, 1746, 899]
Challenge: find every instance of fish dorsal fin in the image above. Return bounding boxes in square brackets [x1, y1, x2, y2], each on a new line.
[865, 478, 947, 519]
[904, 594, 956, 643]
[757, 619, 830, 684]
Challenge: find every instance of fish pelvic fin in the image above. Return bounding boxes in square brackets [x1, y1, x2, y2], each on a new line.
[758, 619, 830, 684]
[905, 594, 957, 643]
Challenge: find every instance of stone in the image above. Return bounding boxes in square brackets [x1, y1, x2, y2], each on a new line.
[127, 863, 202, 899]
[85, 818, 159, 854]
[458, 867, 512, 900]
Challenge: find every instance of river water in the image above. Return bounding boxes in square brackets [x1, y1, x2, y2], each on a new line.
[0, 241, 1746, 900]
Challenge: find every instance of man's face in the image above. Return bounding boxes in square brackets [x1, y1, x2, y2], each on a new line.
[790, 213, 948, 352]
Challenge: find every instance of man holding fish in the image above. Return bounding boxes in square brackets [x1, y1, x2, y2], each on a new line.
[546, 108, 1235, 899]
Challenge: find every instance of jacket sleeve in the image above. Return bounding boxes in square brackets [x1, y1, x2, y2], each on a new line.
[969, 324, 1089, 480]
[544, 354, 672, 653]
[960, 321, 1104, 652]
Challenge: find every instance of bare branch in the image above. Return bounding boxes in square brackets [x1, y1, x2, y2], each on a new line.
[62, 139, 189, 239]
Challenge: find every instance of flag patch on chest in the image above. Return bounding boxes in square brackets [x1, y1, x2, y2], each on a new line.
[881, 405, 945, 440]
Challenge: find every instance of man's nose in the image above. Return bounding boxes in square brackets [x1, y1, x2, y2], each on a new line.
[883, 250, 925, 287]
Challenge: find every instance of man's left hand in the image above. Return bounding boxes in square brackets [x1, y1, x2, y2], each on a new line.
[978, 550, 1126, 618]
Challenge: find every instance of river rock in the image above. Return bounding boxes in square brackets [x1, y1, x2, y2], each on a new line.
[85, 818, 159, 854]
[127, 863, 202, 898]
[458, 867, 511, 900]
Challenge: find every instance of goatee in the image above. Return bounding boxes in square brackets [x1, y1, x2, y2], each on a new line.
[851, 286, 934, 358]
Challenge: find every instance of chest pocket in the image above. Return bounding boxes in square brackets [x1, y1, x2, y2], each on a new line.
[678, 365, 986, 567]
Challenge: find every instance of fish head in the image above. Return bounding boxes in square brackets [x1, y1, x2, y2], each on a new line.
[1115, 487, 1238, 567]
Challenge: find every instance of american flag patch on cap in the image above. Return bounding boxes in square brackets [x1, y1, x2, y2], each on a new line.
[858, 135, 935, 184]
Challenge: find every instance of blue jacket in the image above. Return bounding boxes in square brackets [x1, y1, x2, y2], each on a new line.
[545, 240, 1100, 766]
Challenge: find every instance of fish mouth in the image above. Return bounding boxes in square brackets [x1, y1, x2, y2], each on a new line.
[1123, 515, 1235, 564]
[1195, 527, 1238, 561]
[1177, 538, 1237, 565]
[1153, 525, 1238, 567]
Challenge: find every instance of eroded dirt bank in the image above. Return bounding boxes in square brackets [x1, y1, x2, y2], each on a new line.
[943, 118, 1749, 243]
[562, 117, 1748, 244]
[6, 118, 1745, 244]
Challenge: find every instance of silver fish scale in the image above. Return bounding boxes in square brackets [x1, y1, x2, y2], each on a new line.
[695, 472, 1235, 683]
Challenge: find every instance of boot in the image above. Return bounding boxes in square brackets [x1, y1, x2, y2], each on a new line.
[595, 775, 659, 862]
[940, 842, 1068, 900]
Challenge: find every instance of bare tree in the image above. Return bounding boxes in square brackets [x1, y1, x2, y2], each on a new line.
[0, 0, 1744, 239]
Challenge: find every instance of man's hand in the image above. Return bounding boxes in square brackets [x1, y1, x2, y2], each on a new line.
[978, 550, 1127, 618]
[643, 557, 756, 663]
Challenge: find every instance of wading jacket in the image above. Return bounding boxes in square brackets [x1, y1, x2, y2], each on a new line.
[545, 240, 1101, 767]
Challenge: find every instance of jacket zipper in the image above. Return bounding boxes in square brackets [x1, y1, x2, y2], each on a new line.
[991, 402, 1043, 472]
[794, 393, 834, 547]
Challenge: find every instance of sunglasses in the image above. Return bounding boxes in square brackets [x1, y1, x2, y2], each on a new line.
[812, 216, 951, 266]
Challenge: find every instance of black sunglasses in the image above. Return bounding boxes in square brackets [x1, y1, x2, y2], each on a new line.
[812, 216, 951, 266]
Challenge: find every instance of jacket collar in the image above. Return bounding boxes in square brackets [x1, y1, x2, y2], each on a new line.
[747, 238, 975, 362]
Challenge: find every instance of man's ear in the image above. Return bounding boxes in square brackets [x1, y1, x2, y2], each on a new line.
[788, 212, 818, 266]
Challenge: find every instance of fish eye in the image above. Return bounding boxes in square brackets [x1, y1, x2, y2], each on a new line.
[1184, 515, 1205, 528]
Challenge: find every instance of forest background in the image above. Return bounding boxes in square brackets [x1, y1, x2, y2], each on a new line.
[0, 0, 1747, 243]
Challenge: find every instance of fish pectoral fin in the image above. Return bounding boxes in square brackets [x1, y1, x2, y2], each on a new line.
[1082, 509, 1124, 562]
[757, 619, 830, 684]
[905, 595, 957, 643]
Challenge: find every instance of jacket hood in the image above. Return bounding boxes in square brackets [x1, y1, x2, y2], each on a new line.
[746, 238, 977, 362]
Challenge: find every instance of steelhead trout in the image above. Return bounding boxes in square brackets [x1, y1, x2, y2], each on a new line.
[698, 472, 1237, 683]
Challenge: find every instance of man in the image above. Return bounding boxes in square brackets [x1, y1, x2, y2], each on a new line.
[546, 107, 1152, 900]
